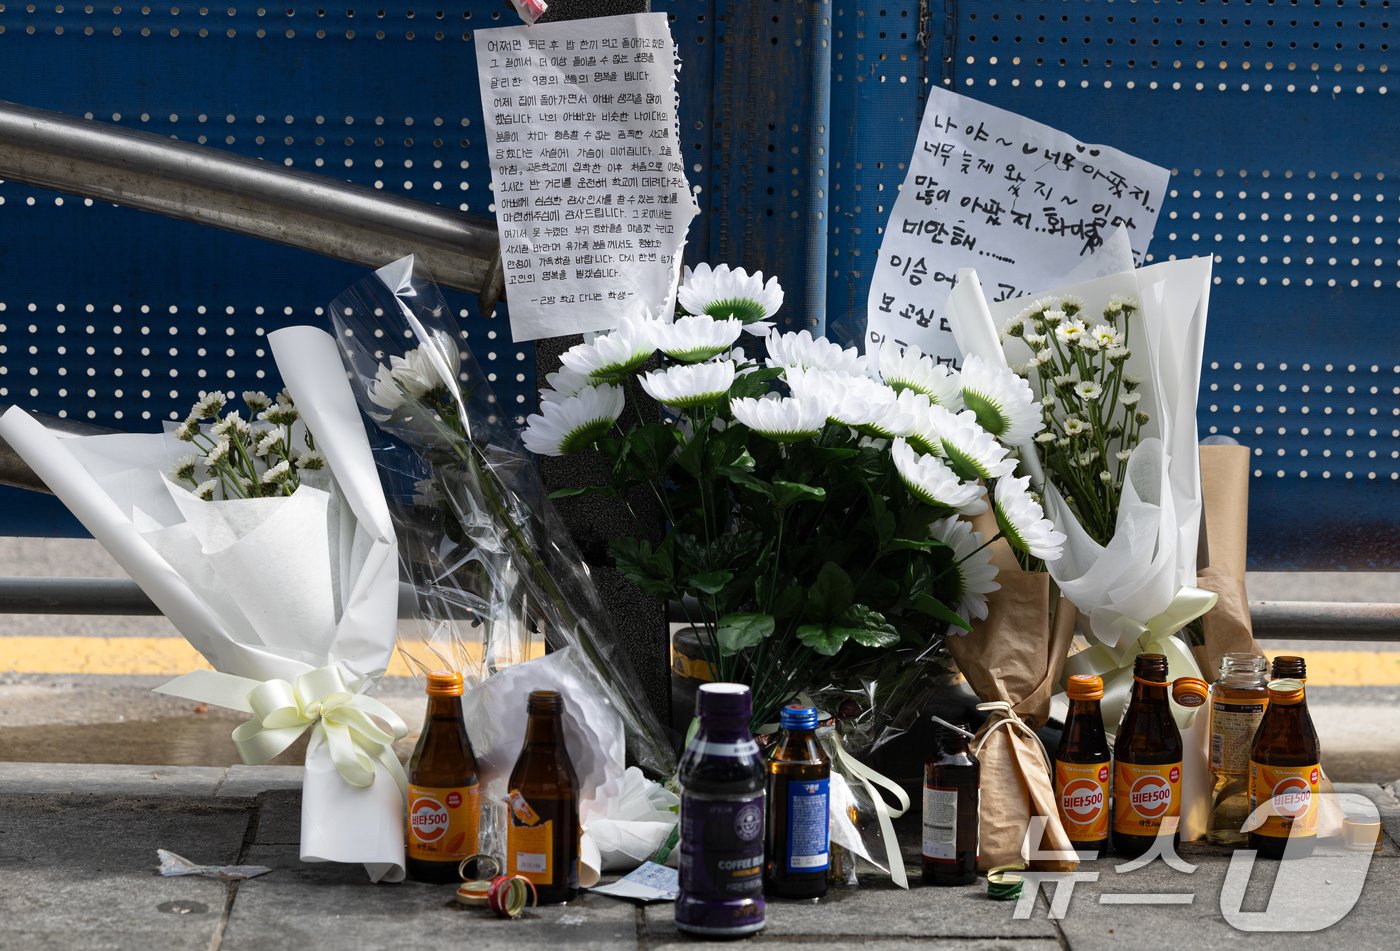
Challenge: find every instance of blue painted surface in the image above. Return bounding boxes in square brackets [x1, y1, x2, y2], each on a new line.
[0, 0, 1396, 568]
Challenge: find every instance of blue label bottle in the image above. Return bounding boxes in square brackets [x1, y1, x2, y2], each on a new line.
[764, 704, 830, 900]
[675, 683, 766, 937]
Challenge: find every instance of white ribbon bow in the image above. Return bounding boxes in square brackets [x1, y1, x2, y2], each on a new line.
[156, 666, 408, 791]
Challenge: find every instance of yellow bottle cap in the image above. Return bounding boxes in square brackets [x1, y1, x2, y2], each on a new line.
[1171, 677, 1210, 708]
[1267, 678, 1305, 705]
[426, 670, 465, 697]
[1067, 674, 1104, 701]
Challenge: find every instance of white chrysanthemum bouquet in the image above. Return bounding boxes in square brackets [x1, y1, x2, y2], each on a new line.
[521, 262, 1064, 733]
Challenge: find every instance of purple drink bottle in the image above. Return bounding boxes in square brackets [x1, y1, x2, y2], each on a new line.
[675, 683, 766, 938]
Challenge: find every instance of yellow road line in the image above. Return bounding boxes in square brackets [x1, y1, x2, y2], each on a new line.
[0, 636, 544, 679]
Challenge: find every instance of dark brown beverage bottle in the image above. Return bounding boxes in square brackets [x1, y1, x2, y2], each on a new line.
[406, 671, 481, 883]
[764, 705, 830, 900]
[1112, 654, 1183, 859]
[1248, 679, 1322, 860]
[1054, 675, 1111, 856]
[1270, 655, 1307, 682]
[922, 722, 979, 885]
[505, 690, 580, 903]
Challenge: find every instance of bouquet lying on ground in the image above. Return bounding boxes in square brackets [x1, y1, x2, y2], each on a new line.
[519, 261, 1067, 883]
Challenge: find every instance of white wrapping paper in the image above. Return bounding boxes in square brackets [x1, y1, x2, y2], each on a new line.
[0, 326, 404, 881]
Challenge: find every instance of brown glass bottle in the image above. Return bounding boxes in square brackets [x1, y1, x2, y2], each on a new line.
[1248, 679, 1321, 860]
[764, 705, 830, 900]
[1271, 655, 1307, 682]
[922, 723, 979, 885]
[506, 690, 580, 903]
[1112, 654, 1183, 859]
[406, 671, 481, 884]
[1054, 675, 1111, 856]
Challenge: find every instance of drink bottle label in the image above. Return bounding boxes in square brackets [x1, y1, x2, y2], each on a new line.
[1209, 698, 1268, 773]
[1248, 761, 1321, 839]
[1054, 760, 1110, 841]
[921, 785, 960, 861]
[506, 788, 543, 826]
[1112, 761, 1182, 835]
[507, 818, 556, 884]
[679, 793, 766, 900]
[406, 783, 481, 861]
[784, 778, 829, 873]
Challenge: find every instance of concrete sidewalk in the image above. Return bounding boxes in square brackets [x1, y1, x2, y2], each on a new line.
[0, 765, 1398, 950]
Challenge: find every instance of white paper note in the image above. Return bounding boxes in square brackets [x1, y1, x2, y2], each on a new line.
[866, 88, 1170, 364]
[475, 12, 699, 341]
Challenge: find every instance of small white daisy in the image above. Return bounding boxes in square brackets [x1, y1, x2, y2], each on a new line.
[958, 354, 1043, 445]
[1034, 432, 1057, 445]
[559, 316, 659, 383]
[765, 329, 868, 377]
[255, 429, 285, 456]
[729, 394, 828, 442]
[1055, 319, 1087, 344]
[658, 314, 744, 363]
[205, 439, 231, 468]
[296, 449, 326, 471]
[994, 475, 1066, 561]
[677, 263, 784, 333]
[924, 405, 1018, 481]
[1106, 345, 1130, 363]
[1063, 418, 1087, 436]
[1053, 373, 1077, 389]
[1042, 308, 1066, 326]
[929, 516, 1000, 624]
[174, 415, 200, 442]
[539, 366, 594, 406]
[211, 410, 249, 438]
[171, 454, 199, 483]
[242, 391, 272, 413]
[1075, 381, 1104, 402]
[521, 384, 626, 456]
[1090, 324, 1123, 348]
[1060, 295, 1085, 314]
[1099, 471, 1114, 483]
[193, 479, 218, 501]
[889, 438, 987, 515]
[1024, 333, 1048, 349]
[1116, 449, 1133, 462]
[639, 361, 737, 409]
[1029, 350, 1054, 368]
[261, 459, 293, 485]
[192, 391, 227, 418]
[1104, 295, 1138, 317]
[1122, 392, 1142, 407]
[877, 342, 962, 408]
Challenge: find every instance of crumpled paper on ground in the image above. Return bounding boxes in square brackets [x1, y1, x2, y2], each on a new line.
[157, 849, 272, 882]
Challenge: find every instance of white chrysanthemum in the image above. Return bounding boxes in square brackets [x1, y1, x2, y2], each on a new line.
[296, 449, 326, 471]
[242, 391, 272, 412]
[192, 391, 227, 418]
[1063, 418, 1087, 436]
[193, 479, 218, 501]
[254, 429, 284, 456]
[1116, 450, 1133, 463]
[729, 394, 827, 442]
[640, 361, 736, 409]
[1105, 295, 1138, 316]
[994, 475, 1066, 561]
[1042, 308, 1066, 326]
[521, 384, 625, 456]
[658, 314, 743, 363]
[785, 367, 896, 429]
[929, 516, 1000, 625]
[174, 415, 199, 442]
[1055, 319, 1088, 345]
[958, 354, 1042, 445]
[677, 263, 784, 333]
[1060, 295, 1085, 314]
[1090, 324, 1123, 348]
[559, 316, 659, 383]
[1024, 333, 1048, 349]
[765, 329, 867, 377]
[171, 454, 199, 483]
[205, 438, 231, 468]
[1122, 392, 1142, 407]
[1106, 345, 1131, 363]
[877, 343, 963, 408]
[889, 438, 987, 515]
[1034, 432, 1056, 445]
[1075, 381, 1104, 402]
[1053, 373, 1077, 389]
[211, 410, 249, 438]
[539, 366, 593, 406]
[924, 405, 1017, 481]
[1028, 350, 1054, 368]
[261, 459, 293, 485]
[368, 330, 462, 412]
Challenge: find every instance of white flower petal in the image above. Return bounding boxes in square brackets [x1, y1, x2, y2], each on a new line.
[922, 405, 1017, 480]
[994, 475, 1066, 561]
[877, 342, 963, 408]
[765, 329, 867, 377]
[658, 314, 744, 362]
[729, 394, 826, 441]
[929, 516, 1000, 625]
[640, 361, 737, 408]
[521, 384, 625, 456]
[959, 354, 1043, 446]
[678, 263, 784, 325]
[890, 438, 987, 515]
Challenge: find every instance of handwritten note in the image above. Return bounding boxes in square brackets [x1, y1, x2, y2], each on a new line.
[866, 88, 1170, 364]
[475, 13, 699, 342]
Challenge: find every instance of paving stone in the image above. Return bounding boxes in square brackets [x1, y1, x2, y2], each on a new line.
[0, 762, 226, 797]
[215, 765, 304, 800]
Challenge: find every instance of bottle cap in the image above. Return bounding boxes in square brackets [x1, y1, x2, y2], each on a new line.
[696, 682, 752, 720]
[1066, 674, 1104, 701]
[1342, 817, 1383, 854]
[1171, 677, 1210, 707]
[779, 704, 818, 731]
[1267, 678, 1305, 704]
[425, 670, 464, 697]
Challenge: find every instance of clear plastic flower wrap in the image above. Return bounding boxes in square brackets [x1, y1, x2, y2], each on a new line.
[326, 255, 676, 780]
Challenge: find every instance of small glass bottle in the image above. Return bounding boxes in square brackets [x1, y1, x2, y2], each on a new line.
[1249, 679, 1322, 860]
[1054, 674, 1112, 857]
[764, 704, 830, 900]
[922, 722, 979, 885]
[1271, 655, 1307, 682]
[505, 690, 580, 904]
[1112, 653, 1183, 859]
[406, 670, 481, 883]
[1206, 653, 1270, 847]
[676, 683, 766, 937]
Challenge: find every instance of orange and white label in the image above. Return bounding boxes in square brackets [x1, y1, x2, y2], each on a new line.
[1113, 761, 1181, 836]
[1055, 760, 1110, 841]
[507, 819, 555, 885]
[1249, 762, 1321, 839]
[407, 783, 480, 861]
[506, 788, 543, 827]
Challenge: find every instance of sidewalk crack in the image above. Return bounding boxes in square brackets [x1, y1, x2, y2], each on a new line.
[207, 795, 262, 951]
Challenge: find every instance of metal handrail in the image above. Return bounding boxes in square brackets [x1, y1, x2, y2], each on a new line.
[0, 100, 505, 313]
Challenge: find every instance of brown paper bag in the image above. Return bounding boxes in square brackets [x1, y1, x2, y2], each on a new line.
[1193, 445, 1265, 676]
[948, 548, 1079, 872]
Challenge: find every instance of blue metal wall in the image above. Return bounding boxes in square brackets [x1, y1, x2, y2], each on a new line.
[1, 0, 1396, 569]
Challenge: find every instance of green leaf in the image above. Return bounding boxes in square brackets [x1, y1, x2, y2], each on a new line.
[770, 584, 805, 620]
[715, 613, 774, 655]
[885, 537, 950, 554]
[727, 366, 783, 402]
[622, 423, 681, 480]
[548, 484, 619, 500]
[910, 593, 974, 631]
[687, 569, 734, 596]
[721, 469, 773, 500]
[772, 479, 826, 509]
[610, 537, 674, 598]
[806, 561, 854, 621]
[838, 604, 901, 648]
[675, 424, 708, 478]
[797, 622, 849, 656]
